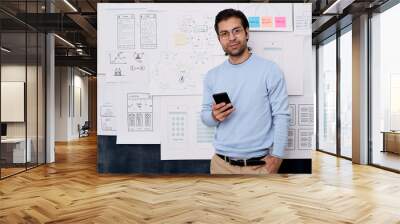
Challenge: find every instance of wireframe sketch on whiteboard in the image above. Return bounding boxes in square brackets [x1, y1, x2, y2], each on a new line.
[100, 105, 114, 117]
[100, 104, 117, 131]
[140, 14, 157, 49]
[98, 3, 313, 159]
[289, 104, 296, 126]
[298, 104, 314, 126]
[117, 14, 135, 49]
[294, 4, 312, 34]
[101, 117, 117, 131]
[160, 96, 215, 160]
[127, 93, 153, 132]
[167, 105, 188, 144]
[298, 129, 313, 150]
[196, 112, 215, 143]
[287, 128, 296, 150]
[169, 113, 187, 143]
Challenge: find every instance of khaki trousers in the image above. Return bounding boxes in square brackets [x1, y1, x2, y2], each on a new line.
[210, 154, 270, 175]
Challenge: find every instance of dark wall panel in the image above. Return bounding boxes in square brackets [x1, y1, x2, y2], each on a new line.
[98, 136, 312, 174]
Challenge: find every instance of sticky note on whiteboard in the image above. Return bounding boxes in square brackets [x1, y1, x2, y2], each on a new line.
[248, 16, 260, 28]
[261, 16, 273, 28]
[275, 16, 286, 28]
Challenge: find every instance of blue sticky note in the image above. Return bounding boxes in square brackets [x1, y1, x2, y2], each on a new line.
[248, 16, 260, 28]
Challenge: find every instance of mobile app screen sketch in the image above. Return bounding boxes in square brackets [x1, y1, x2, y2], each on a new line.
[117, 15, 135, 49]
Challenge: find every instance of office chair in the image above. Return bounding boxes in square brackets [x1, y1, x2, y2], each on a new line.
[79, 121, 90, 138]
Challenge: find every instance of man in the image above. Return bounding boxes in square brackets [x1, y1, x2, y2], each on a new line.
[201, 9, 290, 174]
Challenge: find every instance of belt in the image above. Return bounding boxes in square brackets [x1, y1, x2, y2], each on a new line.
[217, 154, 266, 167]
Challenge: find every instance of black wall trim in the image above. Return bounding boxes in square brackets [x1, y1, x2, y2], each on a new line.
[97, 136, 312, 174]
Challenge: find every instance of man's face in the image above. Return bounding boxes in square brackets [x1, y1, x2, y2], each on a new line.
[217, 17, 249, 57]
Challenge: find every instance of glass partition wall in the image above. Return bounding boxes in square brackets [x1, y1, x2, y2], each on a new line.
[317, 36, 337, 155]
[0, 1, 46, 179]
[316, 25, 353, 159]
[339, 28, 352, 159]
[370, 3, 400, 171]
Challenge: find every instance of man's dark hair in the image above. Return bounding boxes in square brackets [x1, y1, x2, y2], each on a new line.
[214, 9, 249, 34]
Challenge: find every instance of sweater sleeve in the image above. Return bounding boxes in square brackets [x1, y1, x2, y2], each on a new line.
[266, 64, 290, 158]
[201, 71, 219, 127]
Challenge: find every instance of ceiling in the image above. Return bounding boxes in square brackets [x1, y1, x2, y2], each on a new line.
[0, 0, 392, 73]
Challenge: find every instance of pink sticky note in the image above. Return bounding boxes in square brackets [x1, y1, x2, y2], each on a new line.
[261, 16, 273, 28]
[275, 16, 286, 28]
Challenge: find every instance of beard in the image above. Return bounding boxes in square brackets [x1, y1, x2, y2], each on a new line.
[224, 41, 248, 57]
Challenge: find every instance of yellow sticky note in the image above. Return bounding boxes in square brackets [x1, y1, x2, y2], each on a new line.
[174, 33, 188, 46]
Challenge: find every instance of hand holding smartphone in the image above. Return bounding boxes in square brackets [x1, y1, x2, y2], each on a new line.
[212, 92, 231, 105]
[212, 92, 234, 122]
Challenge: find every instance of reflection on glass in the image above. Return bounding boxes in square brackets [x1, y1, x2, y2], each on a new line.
[318, 38, 337, 154]
[0, 0, 47, 178]
[1, 31, 27, 177]
[371, 4, 400, 171]
[38, 33, 46, 165]
[340, 30, 352, 158]
[27, 31, 38, 169]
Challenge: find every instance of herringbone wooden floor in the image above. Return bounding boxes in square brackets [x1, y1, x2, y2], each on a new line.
[1, 136, 400, 224]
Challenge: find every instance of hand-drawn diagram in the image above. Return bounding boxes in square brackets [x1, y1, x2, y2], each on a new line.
[109, 51, 128, 64]
[134, 51, 145, 63]
[129, 51, 146, 72]
[100, 105, 114, 117]
[117, 14, 135, 49]
[149, 51, 225, 95]
[101, 117, 116, 131]
[107, 51, 148, 77]
[98, 3, 313, 160]
[289, 104, 296, 126]
[298, 129, 313, 150]
[298, 104, 314, 126]
[130, 65, 146, 72]
[127, 93, 153, 132]
[196, 112, 215, 143]
[168, 110, 188, 143]
[288, 128, 296, 150]
[114, 67, 123, 76]
[100, 104, 116, 131]
[150, 52, 197, 94]
[173, 15, 219, 50]
[140, 14, 157, 49]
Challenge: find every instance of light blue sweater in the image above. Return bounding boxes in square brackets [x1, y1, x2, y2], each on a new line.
[201, 53, 290, 159]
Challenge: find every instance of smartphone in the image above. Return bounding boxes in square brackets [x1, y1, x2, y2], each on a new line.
[212, 92, 233, 111]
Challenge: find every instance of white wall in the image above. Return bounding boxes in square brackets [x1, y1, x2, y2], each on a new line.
[1, 63, 46, 163]
[55, 67, 89, 141]
[55, 66, 69, 141]
[1, 65, 40, 138]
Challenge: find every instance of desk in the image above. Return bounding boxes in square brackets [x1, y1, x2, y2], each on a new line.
[381, 131, 400, 154]
[1, 138, 31, 163]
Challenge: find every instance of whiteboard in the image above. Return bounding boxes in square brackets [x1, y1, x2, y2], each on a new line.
[1, 82, 25, 122]
[97, 3, 314, 159]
